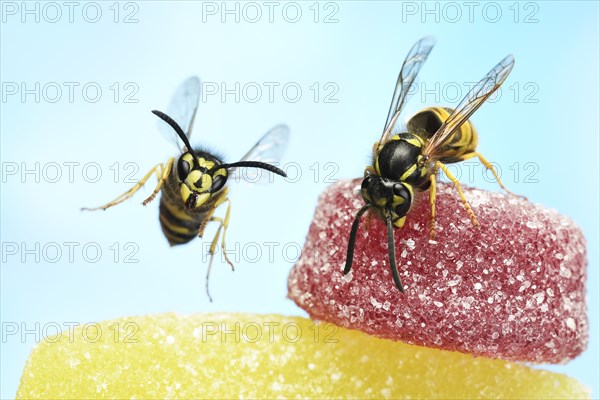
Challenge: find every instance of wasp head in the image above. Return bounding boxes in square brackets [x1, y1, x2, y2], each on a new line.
[360, 173, 413, 222]
[151, 110, 287, 211]
[177, 152, 228, 210]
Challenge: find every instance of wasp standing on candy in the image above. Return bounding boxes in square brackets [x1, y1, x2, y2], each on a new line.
[344, 37, 519, 293]
[82, 77, 290, 301]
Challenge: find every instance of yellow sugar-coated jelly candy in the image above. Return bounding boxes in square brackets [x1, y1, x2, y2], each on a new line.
[17, 313, 589, 399]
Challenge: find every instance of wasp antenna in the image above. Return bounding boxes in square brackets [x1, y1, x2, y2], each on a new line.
[386, 213, 404, 292]
[215, 161, 287, 178]
[344, 204, 371, 275]
[151, 110, 194, 153]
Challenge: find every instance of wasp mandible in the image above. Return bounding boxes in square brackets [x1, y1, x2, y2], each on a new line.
[344, 37, 518, 293]
[83, 77, 289, 300]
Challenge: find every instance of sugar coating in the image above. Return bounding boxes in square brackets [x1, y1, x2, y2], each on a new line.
[17, 313, 589, 399]
[288, 179, 588, 364]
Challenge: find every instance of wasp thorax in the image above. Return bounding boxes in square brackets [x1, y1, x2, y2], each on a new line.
[361, 175, 413, 219]
[177, 152, 228, 210]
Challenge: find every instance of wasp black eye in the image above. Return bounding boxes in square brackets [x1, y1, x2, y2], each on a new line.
[393, 183, 412, 218]
[393, 183, 405, 197]
[211, 174, 227, 193]
[177, 156, 191, 181]
[361, 175, 373, 191]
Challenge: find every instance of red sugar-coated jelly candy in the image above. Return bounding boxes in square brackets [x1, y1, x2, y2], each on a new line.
[288, 179, 588, 364]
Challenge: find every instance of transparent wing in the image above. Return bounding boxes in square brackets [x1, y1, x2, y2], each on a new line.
[156, 76, 201, 150]
[239, 124, 290, 163]
[230, 124, 290, 184]
[423, 55, 515, 158]
[378, 36, 436, 146]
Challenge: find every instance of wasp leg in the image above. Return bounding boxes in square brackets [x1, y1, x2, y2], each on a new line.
[204, 219, 225, 303]
[204, 197, 234, 272]
[142, 158, 174, 206]
[81, 158, 174, 211]
[205, 253, 215, 303]
[437, 161, 480, 228]
[428, 174, 437, 238]
[214, 196, 233, 270]
[208, 215, 233, 271]
[460, 152, 523, 198]
[203, 197, 233, 302]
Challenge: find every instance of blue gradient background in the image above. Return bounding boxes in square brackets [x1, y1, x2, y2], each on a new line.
[1, 1, 598, 398]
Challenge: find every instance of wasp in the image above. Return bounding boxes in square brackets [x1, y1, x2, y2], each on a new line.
[83, 77, 289, 301]
[344, 37, 518, 293]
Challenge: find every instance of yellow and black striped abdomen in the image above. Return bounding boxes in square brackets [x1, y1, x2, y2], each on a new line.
[407, 107, 478, 164]
[158, 168, 214, 246]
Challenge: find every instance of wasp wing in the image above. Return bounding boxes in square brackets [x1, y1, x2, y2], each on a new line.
[239, 124, 290, 163]
[423, 55, 515, 159]
[378, 36, 436, 147]
[230, 124, 290, 184]
[156, 76, 201, 151]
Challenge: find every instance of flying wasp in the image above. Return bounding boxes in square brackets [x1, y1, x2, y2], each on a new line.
[344, 37, 518, 293]
[82, 77, 289, 301]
